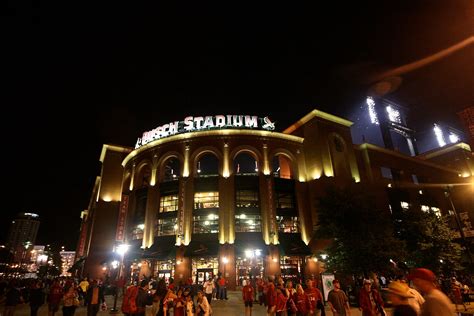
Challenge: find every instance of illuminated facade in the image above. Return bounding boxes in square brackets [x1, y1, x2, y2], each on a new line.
[78, 109, 474, 289]
[7, 213, 40, 263]
[60, 251, 76, 277]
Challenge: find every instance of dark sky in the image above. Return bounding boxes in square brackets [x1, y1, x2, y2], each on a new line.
[2, 1, 473, 249]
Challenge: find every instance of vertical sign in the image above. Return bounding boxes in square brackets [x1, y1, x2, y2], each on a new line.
[267, 177, 276, 242]
[177, 179, 186, 243]
[321, 274, 335, 301]
[115, 195, 129, 242]
[76, 221, 88, 257]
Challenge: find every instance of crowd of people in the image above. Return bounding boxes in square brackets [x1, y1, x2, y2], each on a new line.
[0, 267, 472, 316]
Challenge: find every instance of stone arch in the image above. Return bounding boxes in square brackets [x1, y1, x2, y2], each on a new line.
[230, 145, 262, 175]
[122, 169, 132, 193]
[270, 149, 298, 179]
[190, 146, 222, 177]
[135, 159, 153, 188]
[158, 152, 184, 183]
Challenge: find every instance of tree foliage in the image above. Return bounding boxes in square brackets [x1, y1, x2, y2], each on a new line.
[315, 185, 406, 276]
[396, 207, 463, 274]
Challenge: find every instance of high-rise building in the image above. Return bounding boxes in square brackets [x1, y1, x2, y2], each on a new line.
[7, 213, 40, 262]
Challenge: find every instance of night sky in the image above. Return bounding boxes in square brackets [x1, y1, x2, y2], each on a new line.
[2, 1, 473, 250]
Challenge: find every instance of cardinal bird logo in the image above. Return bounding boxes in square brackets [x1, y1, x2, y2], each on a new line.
[262, 117, 275, 130]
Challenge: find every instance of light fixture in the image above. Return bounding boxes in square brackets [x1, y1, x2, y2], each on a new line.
[197, 161, 201, 173]
[222, 257, 229, 264]
[312, 257, 318, 262]
[116, 244, 130, 256]
[321, 254, 328, 260]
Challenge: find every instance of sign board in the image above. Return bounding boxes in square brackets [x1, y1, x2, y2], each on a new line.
[115, 195, 129, 242]
[135, 115, 276, 148]
[321, 274, 335, 301]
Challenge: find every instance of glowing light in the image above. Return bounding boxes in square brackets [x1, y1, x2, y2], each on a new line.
[366, 97, 379, 125]
[245, 250, 254, 258]
[254, 161, 258, 172]
[433, 124, 446, 147]
[386, 106, 401, 124]
[102, 195, 112, 202]
[208, 214, 216, 220]
[272, 257, 278, 263]
[449, 133, 460, 143]
[321, 254, 328, 260]
[255, 249, 262, 257]
[204, 221, 210, 226]
[173, 224, 178, 230]
[137, 224, 145, 230]
[418, 190, 423, 195]
[312, 257, 318, 262]
[116, 244, 130, 256]
[102, 267, 107, 271]
[197, 161, 201, 173]
[240, 214, 246, 219]
[111, 260, 119, 269]
[222, 257, 229, 264]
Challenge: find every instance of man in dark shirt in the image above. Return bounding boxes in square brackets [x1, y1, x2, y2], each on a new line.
[328, 279, 351, 316]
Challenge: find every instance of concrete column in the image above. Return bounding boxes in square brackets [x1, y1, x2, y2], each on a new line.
[264, 245, 281, 278]
[178, 177, 194, 246]
[259, 175, 278, 245]
[142, 185, 159, 248]
[175, 246, 191, 283]
[219, 176, 235, 244]
[219, 244, 236, 290]
[295, 181, 312, 244]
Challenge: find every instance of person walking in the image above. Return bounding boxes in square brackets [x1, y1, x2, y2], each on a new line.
[383, 281, 417, 316]
[85, 280, 104, 316]
[293, 284, 311, 316]
[407, 268, 454, 316]
[327, 279, 351, 316]
[62, 284, 79, 316]
[29, 280, 45, 316]
[243, 278, 255, 316]
[47, 279, 63, 316]
[203, 277, 215, 305]
[359, 279, 384, 316]
[3, 280, 23, 316]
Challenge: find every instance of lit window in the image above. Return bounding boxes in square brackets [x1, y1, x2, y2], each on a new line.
[400, 202, 410, 210]
[160, 195, 179, 212]
[193, 215, 219, 233]
[132, 224, 144, 240]
[235, 214, 261, 232]
[236, 190, 259, 208]
[194, 192, 219, 209]
[155, 218, 177, 236]
[276, 216, 299, 233]
[431, 207, 441, 217]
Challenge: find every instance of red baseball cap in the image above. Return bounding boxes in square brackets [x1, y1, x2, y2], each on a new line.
[407, 268, 436, 282]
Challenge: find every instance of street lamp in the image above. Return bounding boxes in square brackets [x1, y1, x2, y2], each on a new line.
[110, 244, 129, 314]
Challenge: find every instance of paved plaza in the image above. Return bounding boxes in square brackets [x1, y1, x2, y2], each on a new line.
[2, 290, 474, 316]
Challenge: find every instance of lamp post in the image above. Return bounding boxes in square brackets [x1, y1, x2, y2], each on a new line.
[110, 244, 129, 314]
[445, 186, 473, 266]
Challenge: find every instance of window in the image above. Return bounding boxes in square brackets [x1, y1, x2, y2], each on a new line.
[194, 192, 219, 209]
[400, 201, 410, 210]
[431, 207, 441, 217]
[276, 216, 299, 233]
[421, 205, 441, 217]
[155, 218, 177, 236]
[131, 224, 144, 240]
[235, 214, 261, 232]
[236, 190, 259, 208]
[380, 167, 393, 179]
[276, 192, 295, 209]
[193, 214, 219, 233]
[160, 195, 179, 212]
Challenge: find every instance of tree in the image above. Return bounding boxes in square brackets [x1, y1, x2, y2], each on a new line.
[314, 185, 406, 276]
[396, 207, 463, 274]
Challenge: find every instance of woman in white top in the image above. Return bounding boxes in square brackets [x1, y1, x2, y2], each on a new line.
[196, 291, 211, 316]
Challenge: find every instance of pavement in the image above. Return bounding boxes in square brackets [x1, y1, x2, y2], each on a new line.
[2, 291, 473, 316]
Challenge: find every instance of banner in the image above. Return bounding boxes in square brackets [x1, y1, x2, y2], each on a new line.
[115, 195, 129, 242]
[321, 274, 335, 301]
[76, 221, 88, 257]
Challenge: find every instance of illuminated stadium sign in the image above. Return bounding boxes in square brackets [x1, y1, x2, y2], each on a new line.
[135, 115, 276, 148]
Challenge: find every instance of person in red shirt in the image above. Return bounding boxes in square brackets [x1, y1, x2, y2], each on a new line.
[242, 278, 255, 316]
[294, 284, 311, 316]
[275, 288, 289, 316]
[47, 279, 63, 316]
[266, 279, 277, 315]
[256, 277, 265, 305]
[305, 279, 323, 315]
